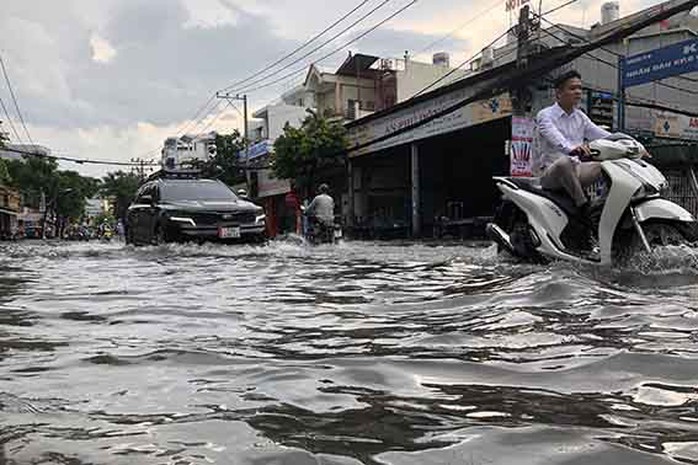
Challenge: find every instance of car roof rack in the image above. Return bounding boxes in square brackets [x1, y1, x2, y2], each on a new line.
[146, 169, 213, 182]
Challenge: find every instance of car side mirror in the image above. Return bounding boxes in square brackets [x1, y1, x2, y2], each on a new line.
[141, 194, 153, 205]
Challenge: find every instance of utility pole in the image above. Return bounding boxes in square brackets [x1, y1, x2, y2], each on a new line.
[216, 92, 249, 190]
[509, 5, 537, 177]
[215, 92, 248, 141]
[512, 5, 534, 116]
[617, 55, 626, 132]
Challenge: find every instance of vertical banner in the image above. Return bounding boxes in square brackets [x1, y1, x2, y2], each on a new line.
[510, 116, 534, 177]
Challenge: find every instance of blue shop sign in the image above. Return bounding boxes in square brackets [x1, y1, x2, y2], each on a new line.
[622, 38, 698, 88]
[239, 140, 271, 161]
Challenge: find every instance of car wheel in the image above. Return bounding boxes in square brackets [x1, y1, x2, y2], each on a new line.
[153, 224, 167, 245]
[125, 227, 134, 245]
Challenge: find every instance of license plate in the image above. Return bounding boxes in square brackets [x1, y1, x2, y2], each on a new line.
[218, 227, 240, 239]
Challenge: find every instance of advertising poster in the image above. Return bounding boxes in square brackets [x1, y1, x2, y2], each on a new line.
[511, 116, 534, 177]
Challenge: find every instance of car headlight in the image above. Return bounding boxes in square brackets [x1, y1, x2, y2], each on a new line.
[255, 213, 266, 224]
[168, 214, 196, 226]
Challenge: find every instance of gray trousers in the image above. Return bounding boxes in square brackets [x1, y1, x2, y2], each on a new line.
[540, 157, 602, 207]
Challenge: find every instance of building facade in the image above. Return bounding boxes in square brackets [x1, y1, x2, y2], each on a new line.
[161, 132, 218, 172]
[245, 103, 308, 237]
[0, 184, 21, 239]
[245, 52, 475, 236]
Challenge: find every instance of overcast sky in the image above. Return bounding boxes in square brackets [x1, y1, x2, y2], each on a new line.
[0, 0, 658, 177]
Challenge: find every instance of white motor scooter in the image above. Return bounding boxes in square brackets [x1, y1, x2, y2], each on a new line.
[487, 134, 697, 266]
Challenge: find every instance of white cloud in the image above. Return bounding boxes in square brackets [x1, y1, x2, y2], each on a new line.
[90, 34, 117, 64]
[0, 17, 73, 101]
[181, 0, 240, 29]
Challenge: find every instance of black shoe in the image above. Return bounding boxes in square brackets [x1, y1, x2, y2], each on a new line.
[576, 202, 600, 255]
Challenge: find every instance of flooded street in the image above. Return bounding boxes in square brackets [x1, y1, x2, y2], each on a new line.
[2, 240, 698, 464]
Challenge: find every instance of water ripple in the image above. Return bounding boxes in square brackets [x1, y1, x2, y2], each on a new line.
[1, 240, 698, 464]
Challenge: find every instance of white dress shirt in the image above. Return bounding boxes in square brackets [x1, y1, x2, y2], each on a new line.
[533, 102, 610, 175]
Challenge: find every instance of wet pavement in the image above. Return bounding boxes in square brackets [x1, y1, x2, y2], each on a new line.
[1, 239, 698, 464]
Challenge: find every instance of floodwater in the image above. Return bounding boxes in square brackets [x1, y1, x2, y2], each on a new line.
[1, 239, 698, 465]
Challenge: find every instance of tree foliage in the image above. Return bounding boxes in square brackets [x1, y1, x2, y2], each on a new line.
[100, 171, 141, 220]
[0, 122, 12, 185]
[272, 111, 347, 196]
[6, 156, 60, 209]
[5, 155, 98, 220]
[0, 159, 10, 185]
[0, 121, 9, 148]
[215, 131, 247, 187]
[55, 170, 101, 220]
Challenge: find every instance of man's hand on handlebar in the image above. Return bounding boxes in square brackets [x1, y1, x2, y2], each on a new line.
[570, 144, 593, 161]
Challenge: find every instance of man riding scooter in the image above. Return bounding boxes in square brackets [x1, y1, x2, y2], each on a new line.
[488, 69, 695, 264]
[304, 184, 335, 244]
[534, 69, 611, 255]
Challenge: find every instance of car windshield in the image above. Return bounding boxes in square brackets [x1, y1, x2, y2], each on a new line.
[161, 182, 238, 201]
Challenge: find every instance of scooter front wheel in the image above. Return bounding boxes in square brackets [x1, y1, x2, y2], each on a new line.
[642, 221, 698, 248]
[617, 220, 698, 262]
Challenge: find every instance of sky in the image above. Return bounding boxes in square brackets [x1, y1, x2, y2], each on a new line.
[0, 0, 659, 178]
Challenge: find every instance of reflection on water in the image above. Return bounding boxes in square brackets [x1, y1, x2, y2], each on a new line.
[1, 240, 698, 464]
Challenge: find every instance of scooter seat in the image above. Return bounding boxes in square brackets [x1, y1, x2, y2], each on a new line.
[507, 177, 578, 216]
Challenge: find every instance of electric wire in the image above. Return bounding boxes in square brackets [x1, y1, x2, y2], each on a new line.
[2, 146, 159, 166]
[164, 0, 394, 155]
[414, 0, 504, 56]
[223, 0, 373, 91]
[412, 0, 579, 98]
[0, 94, 23, 143]
[412, 30, 510, 98]
[539, 16, 698, 85]
[0, 53, 34, 145]
[198, 101, 237, 136]
[538, 26, 698, 100]
[221, 0, 396, 93]
[233, 0, 419, 95]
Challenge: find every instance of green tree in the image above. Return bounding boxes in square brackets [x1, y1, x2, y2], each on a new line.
[55, 170, 100, 220]
[6, 155, 59, 209]
[0, 121, 9, 148]
[214, 131, 247, 187]
[5, 155, 98, 236]
[0, 122, 10, 185]
[272, 110, 347, 197]
[0, 159, 10, 185]
[100, 171, 141, 220]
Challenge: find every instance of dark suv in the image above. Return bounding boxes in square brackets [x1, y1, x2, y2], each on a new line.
[126, 178, 266, 244]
